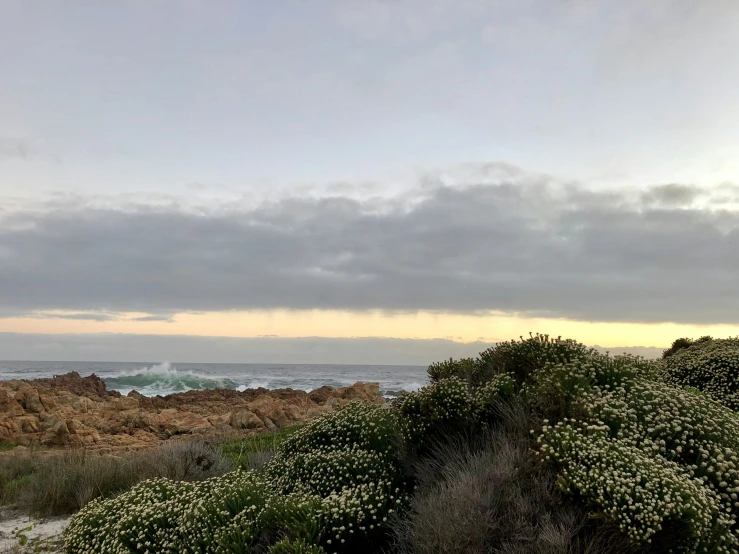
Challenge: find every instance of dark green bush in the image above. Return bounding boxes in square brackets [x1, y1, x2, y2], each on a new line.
[479, 332, 598, 386]
[396, 377, 473, 453]
[427, 357, 488, 386]
[662, 337, 739, 409]
[662, 335, 714, 359]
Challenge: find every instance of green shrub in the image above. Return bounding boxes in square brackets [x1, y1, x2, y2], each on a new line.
[529, 349, 739, 551]
[479, 333, 598, 386]
[663, 336, 714, 359]
[470, 372, 516, 423]
[178, 471, 272, 553]
[269, 537, 326, 554]
[65, 402, 409, 554]
[663, 337, 739, 409]
[427, 357, 487, 386]
[397, 377, 473, 452]
[538, 420, 735, 552]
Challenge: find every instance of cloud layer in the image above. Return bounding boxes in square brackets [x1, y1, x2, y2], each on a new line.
[0, 332, 665, 365]
[2, 172, 738, 324]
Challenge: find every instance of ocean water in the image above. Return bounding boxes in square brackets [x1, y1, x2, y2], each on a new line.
[0, 361, 428, 398]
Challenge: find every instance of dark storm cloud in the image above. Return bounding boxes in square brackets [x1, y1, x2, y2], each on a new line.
[1, 179, 738, 324]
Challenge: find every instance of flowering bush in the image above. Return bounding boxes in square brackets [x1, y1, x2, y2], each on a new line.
[663, 337, 739, 409]
[529, 348, 739, 551]
[427, 357, 486, 385]
[64, 402, 409, 554]
[471, 372, 516, 422]
[538, 420, 735, 552]
[269, 538, 326, 554]
[663, 335, 714, 359]
[396, 377, 473, 451]
[479, 332, 599, 385]
[63, 333, 739, 554]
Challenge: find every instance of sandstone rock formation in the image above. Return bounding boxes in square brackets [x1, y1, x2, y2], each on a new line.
[0, 372, 384, 453]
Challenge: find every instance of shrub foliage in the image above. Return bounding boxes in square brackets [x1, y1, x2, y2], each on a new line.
[63, 332, 739, 554]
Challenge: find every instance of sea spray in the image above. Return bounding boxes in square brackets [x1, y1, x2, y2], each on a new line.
[103, 362, 240, 396]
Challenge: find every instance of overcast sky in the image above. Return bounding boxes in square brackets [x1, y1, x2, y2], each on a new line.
[1, 1, 738, 362]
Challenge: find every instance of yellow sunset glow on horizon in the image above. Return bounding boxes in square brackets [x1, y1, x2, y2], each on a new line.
[2, 309, 738, 348]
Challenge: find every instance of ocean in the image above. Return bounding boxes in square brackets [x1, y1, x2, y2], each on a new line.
[0, 361, 429, 398]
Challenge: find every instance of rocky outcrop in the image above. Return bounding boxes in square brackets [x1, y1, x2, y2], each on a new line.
[0, 373, 384, 453]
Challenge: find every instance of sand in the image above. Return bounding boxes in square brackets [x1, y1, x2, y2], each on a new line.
[0, 510, 69, 553]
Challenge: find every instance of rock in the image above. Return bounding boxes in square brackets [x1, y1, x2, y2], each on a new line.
[16, 388, 45, 413]
[0, 372, 385, 453]
[39, 394, 57, 411]
[229, 410, 264, 430]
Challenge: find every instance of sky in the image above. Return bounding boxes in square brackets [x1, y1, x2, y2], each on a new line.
[1, 0, 738, 363]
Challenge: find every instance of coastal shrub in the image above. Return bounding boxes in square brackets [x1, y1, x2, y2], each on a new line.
[264, 402, 409, 552]
[269, 403, 397, 462]
[479, 333, 599, 386]
[269, 538, 326, 554]
[178, 471, 272, 553]
[663, 335, 714, 359]
[427, 357, 488, 386]
[538, 421, 735, 552]
[65, 402, 410, 554]
[529, 349, 739, 551]
[662, 337, 739, 409]
[396, 377, 473, 452]
[471, 371, 516, 423]
[394, 424, 632, 554]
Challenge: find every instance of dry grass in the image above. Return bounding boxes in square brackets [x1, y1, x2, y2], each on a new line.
[0, 440, 232, 517]
[392, 400, 635, 554]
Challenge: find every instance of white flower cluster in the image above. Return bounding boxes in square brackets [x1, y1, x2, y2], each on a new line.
[663, 338, 739, 410]
[537, 420, 734, 551]
[64, 402, 409, 554]
[471, 372, 516, 422]
[63, 471, 269, 554]
[478, 333, 599, 384]
[397, 377, 473, 449]
[532, 353, 739, 552]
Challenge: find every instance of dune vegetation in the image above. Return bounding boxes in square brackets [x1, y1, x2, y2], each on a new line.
[60, 333, 739, 554]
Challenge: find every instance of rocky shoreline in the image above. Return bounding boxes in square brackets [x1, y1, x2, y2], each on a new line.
[0, 372, 385, 454]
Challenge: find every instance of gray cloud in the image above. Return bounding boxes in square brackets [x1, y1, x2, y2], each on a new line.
[130, 314, 175, 322]
[0, 138, 32, 160]
[28, 312, 118, 322]
[640, 184, 701, 207]
[1, 175, 739, 324]
[0, 332, 665, 365]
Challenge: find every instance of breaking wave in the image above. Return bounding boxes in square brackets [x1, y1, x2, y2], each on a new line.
[103, 362, 240, 396]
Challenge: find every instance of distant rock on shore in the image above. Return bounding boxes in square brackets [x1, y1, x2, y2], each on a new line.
[0, 372, 384, 454]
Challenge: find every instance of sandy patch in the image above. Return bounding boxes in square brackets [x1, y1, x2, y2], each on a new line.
[0, 511, 69, 553]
